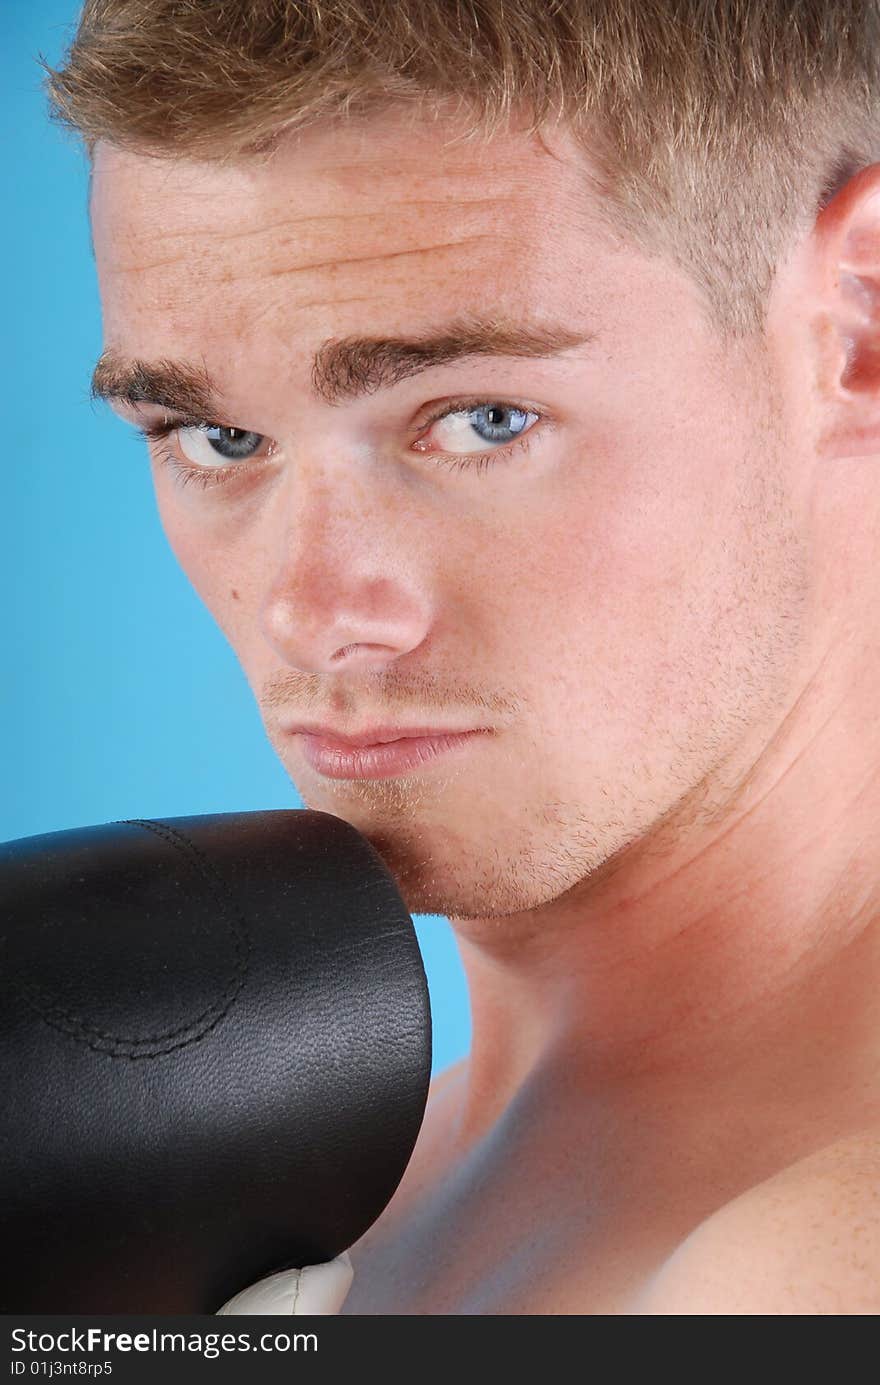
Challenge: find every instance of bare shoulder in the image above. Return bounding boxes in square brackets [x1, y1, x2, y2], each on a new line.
[633, 1128, 880, 1315]
[428, 1056, 467, 1101]
[355, 1057, 466, 1237]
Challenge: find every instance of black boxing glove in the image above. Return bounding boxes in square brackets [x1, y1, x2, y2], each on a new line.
[0, 809, 431, 1314]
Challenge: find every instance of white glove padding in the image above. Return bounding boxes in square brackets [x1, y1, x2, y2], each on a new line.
[215, 1249, 354, 1315]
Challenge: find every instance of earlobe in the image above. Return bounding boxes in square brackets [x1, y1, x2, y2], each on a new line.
[812, 164, 880, 461]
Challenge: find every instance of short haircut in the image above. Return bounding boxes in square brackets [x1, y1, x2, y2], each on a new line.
[43, 1, 880, 342]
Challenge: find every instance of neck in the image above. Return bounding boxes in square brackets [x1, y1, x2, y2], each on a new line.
[447, 618, 880, 1159]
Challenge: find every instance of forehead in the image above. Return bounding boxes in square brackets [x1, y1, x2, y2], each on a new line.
[90, 112, 620, 357]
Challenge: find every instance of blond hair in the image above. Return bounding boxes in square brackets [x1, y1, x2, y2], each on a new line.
[43, 1, 880, 340]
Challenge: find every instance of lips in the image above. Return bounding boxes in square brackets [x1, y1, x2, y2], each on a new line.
[293, 728, 489, 780]
[286, 724, 478, 749]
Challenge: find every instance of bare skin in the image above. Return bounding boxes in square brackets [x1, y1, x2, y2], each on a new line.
[89, 103, 880, 1313]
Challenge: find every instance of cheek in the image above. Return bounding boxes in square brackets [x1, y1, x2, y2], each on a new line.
[515, 467, 693, 644]
[152, 480, 246, 624]
[153, 479, 200, 572]
[510, 447, 780, 754]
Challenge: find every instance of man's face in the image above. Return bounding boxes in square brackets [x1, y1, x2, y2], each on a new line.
[91, 108, 815, 922]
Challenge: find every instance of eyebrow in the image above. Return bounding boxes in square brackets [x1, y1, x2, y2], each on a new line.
[90, 316, 598, 417]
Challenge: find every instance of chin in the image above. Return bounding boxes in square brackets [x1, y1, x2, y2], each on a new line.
[357, 823, 572, 921]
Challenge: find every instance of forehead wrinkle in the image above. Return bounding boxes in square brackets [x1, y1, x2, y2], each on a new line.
[111, 210, 522, 277]
[133, 196, 506, 247]
[262, 234, 503, 280]
[242, 293, 374, 332]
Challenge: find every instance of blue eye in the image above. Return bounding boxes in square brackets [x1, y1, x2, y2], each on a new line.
[464, 404, 532, 444]
[417, 400, 541, 463]
[177, 424, 266, 465]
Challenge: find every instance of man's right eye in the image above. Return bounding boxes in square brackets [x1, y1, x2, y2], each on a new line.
[174, 423, 269, 466]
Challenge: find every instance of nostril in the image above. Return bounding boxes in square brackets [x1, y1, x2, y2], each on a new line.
[331, 643, 391, 662]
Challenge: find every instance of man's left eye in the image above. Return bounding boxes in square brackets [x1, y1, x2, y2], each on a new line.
[421, 404, 538, 454]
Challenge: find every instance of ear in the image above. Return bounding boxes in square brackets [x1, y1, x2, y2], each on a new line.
[809, 163, 880, 462]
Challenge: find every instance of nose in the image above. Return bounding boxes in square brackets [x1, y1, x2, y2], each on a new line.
[258, 475, 432, 674]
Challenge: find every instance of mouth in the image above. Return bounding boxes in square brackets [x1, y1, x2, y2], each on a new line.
[285, 722, 483, 748]
[293, 728, 489, 780]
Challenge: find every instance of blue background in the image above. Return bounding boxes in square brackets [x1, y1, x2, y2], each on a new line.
[4, 2, 471, 1077]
